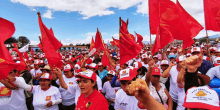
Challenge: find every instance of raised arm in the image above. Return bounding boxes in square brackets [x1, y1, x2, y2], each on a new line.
[7, 76, 32, 92]
[54, 68, 68, 90]
[81, 55, 89, 68]
[145, 60, 155, 86]
[162, 61, 175, 78]
[128, 78, 166, 110]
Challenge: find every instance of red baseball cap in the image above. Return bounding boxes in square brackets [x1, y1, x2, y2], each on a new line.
[119, 69, 136, 81]
[74, 64, 81, 73]
[133, 62, 142, 69]
[75, 70, 96, 82]
[214, 57, 220, 66]
[152, 67, 161, 76]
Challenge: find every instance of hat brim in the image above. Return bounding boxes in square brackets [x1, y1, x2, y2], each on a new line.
[183, 102, 220, 110]
[119, 75, 136, 81]
[63, 69, 71, 72]
[75, 69, 81, 73]
[75, 74, 96, 82]
[214, 64, 220, 67]
[152, 72, 162, 76]
[160, 64, 169, 66]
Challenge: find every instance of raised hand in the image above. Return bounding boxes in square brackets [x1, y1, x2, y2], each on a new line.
[127, 78, 151, 103]
[148, 59, 155, 70]
[185, 55, 203, 73]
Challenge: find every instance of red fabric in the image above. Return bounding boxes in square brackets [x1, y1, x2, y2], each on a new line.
[75, 89, 108, 110]
[129, 34, 136, 41]
[135, 32, 144, 48]
[31, 47, 34, 55]
[46, 27, 62, 51]
[12, 48, 26, 70]
[204, 0, 220, 31]
[159, 26, 174, 49]
[72, 55, 82, 62]
[24, 52, 29, 60]
[101, 47, 110, 67]
[159, 0, 194, 49]
[119, 19, 142, 65]
[177, 0, 204, 38]
[0, 18, 19, 80]
[13, 43, 17, 48]
[38, 43, 43, 52]
[38, 16, 63, 69]
[94, 28, 105, 51]
[110, 41, 115, 46]
[0, 87, 11, 96]
[90, 37, 95, 51]
[151, 28, 161, 55]
[112, 38, 120, 47]
[149, 0, 160, 34]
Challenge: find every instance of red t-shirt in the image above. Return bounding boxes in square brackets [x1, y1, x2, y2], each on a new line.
[75, 89, 108, 110]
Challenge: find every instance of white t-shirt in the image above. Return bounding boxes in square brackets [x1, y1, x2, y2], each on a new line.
[30, 68, 42, 77]
[142, 62, 149, 70]
[206, 66, 220, 80]
[102, 81, 116, 100]
[96, 75, 102, 91]
[32, 85, 61, 110]
[177, 87, 185, 110]
[56, 75, 77, 106]
[67, 84, 81, 105]
[114, 89, 146, 110]
[0, 77, 27, 110]
[169, 65, 179, 103]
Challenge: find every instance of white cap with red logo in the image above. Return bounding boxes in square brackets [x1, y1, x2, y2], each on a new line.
[40, 73, 52, 80]
[119, 69, 136, 81]
[74, 64, 81, 73]
[107, 70, 116, 76]
[141, 54, 148, 59]
[34, 60, 40, 65]
[191, 47, 202, 53]
[176, 55, 187, 63]
[133, 62, 142, 69]
[160, 60, 169, 66]
[214, 57, 220, 66]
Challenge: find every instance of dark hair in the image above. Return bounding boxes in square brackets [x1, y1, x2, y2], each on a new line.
[91, 79, 98, 90]
[12, 69, 17, 73]
[137, 66, 147, 76]
[70, 68, 74, 72]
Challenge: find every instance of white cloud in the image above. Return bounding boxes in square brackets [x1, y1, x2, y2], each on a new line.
[42, 10, 54, 19]
[136, 0, 148, 15]
[30, 7, 36, 11]
[30, 40, 39, 45]
[10, 0, 144, 19]
[143, 34, 156, 41]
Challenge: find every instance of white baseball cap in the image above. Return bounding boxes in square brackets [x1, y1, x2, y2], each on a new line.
[214, 57, 220, 66]
[141, 54, 148, 59]
[74, 64, 81, 73]
[40, 73, 52, 80]
[183, 86, 220, 110]
[160, 60, 169, 66]
[63, 64, 73, 71]
[75, 70, 96, 82]
[176, 55, 187, 63]
[34, 60, 40, 65]
[133, 62, 142, 69]
[107, 70, 116, 76]
[119, 69, 136, 81]
[191, 47, 202, 53]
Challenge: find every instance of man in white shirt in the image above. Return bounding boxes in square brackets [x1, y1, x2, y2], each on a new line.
[30, 60, 42, 84]
[141, 54, 149, 70]
[114, 68, 147, 110]
[206, 57, 220, 80]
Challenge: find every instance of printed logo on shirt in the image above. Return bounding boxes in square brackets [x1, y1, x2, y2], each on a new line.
[0, 87, 11, 96]
[217, 60, 220, 63]
[196, 91, 207, 96]
[133, 64, 135, 67]
[120, 102, 128, 106]
[46, 96, 51, 101]
[69, 82, 73, 85]
[138, 101, 145, 109]
[86, 101, 92, 109]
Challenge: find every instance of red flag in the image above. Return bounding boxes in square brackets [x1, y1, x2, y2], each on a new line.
[24, 52, 29, 60]
[0, 18, 19, 80]
[149, 0, 160, 34]
[12, 48, 26, 70]
[90, 37, 95, 51]
[151, 28, 161, 55]
[135, 32, 144, 48]
[119, 19, 142, 65]
[129, 34, 136, 41]
[47, 27, 62, 51]
[177, 0, 204, 37]
[38, 43, 43, 51]
[204, 0, 220, 31]
[112, 38, 120, 47]
[101, 47, 110, 67]
[38, 14, 63, 68]
[94, 28, 105, 51]
[159, 0, 194, 48]
[159, 26, 174, 49]
[31, 47, 34, 56]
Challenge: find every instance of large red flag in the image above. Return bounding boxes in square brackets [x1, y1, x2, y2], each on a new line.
[0, 18, 19, 80]
[159, 26, 174, 49]
[177, 0, 204, 37]
[101, 46, 110, 67]
[159, 0, 194, 49]
[12, 48, 26, 71]
[38, 13, 63, 68]
[110, 41, 115, 46]
[90, 37, 95, 51]
[149, 0, 160, 34]
[151, 28, 161, 55]
[204, 0, 220, 31]
[94, 28, 105, 51]
[119, 19, 142, 65]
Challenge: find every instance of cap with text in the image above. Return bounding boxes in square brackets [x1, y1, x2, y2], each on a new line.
[119, 69, 136, 81]
[40, 73, 52, 80]
[63, 64, 73, 71]
[75, 70, 96, 82]
[176, 55, 187, 63]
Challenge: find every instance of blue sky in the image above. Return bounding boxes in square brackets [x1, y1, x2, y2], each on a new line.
[1, 0, 220, 45]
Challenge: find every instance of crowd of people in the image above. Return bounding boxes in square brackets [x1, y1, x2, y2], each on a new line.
[1, 43, 220, 110]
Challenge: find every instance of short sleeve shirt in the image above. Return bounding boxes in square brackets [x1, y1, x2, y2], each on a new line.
[98, 69, 108, 80]
[206, 66, 220, 80]
[31, 85, 61, 110]
[75, 89, 108, 110]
